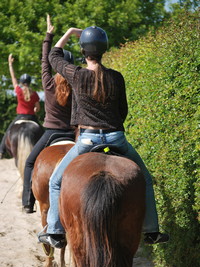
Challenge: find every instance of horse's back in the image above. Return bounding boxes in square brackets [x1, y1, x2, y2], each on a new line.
[60, 152, 146, 267]
[6, 120, 44, 158]
[11, 120, 43, 138]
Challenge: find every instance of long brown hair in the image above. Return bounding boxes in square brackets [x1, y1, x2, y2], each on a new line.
[54, 73, 72, 106]
[93, 62, 107, 103]
[87, 54, 107, 103]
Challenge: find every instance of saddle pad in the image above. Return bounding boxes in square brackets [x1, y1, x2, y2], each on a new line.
[14, 119, 38, 126]
[50, 140, 75, 146]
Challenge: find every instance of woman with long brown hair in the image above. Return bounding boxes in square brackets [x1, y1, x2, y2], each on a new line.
[38, 26, 169, 248]
[22, 15, 75, 213]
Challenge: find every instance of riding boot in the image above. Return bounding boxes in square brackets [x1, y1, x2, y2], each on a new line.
[22, 189, 36, 213]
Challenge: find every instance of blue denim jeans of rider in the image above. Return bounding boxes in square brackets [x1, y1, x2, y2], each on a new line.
[47, 131, 159, 234]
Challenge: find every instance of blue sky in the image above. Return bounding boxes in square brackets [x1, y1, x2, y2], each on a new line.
[165, 0, 180, 11]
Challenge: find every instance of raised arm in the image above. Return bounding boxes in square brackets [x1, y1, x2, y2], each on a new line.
[8, 54, 18, 89]
[47, 14, 54, 34]
[48, 28, 82, 84]
[42, 14, 55, 90]
[54, 27, 82, 48]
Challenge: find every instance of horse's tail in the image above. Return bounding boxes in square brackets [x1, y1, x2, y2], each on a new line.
[81, 170, 125, 267]
[17, 132, 33, 180]
[16, 121, 43, 180]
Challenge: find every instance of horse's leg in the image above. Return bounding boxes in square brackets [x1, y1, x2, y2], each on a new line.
[41, 236, 66, 267]
[44, 259, 54, 267]
[40, 204, 66, 267]
[60, 246, 66, 267]
[38, 203, 66, 267]
[40, 230, 55, 267]
[39, 202, 49, 228]
[37, 201, 56, 267]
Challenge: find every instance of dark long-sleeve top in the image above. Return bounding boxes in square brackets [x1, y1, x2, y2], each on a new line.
[42, 33, 72, 129]
[49, 47, 128, 131]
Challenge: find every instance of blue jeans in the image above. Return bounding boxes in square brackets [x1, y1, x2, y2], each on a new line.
[47, 131, 159, 234]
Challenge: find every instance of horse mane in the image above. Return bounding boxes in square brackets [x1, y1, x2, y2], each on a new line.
[80, 170, 131, 267]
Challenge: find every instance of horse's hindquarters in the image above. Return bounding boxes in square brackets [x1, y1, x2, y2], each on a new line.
[60, 152, 146, 267]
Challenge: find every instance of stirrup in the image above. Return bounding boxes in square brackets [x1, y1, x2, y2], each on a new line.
[38, 233, 66, 248]
[144, 232, 169, 244]
[38, 226, 66, 249]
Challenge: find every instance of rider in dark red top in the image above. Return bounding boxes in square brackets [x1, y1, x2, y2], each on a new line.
[15, 85, 39, 115]
[0, 55, 40, 159]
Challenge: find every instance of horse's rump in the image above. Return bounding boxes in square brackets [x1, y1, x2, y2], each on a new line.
[6, 120, 44, 179]
[60, 152, 146, 267]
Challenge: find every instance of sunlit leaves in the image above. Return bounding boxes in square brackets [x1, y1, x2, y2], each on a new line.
[0, 0, 167, 89]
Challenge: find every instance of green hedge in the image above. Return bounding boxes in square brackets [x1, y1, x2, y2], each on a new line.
[0, 91, 17, 137]
[104, 11, 200, 267]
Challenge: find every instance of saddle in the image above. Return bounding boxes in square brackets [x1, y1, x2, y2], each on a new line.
[46, 132, 75, 147]
[90, 144, 125, 157]
[50, 138, 75, 146]
[14, 119, 39, 126]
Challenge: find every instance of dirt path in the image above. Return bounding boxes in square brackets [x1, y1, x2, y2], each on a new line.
[0, 158, 154, 267]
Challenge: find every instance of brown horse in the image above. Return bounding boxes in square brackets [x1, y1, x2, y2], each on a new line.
[59, 152, 146, 267]
[32, 144, 145, 267]
[32, 142, 74, 267]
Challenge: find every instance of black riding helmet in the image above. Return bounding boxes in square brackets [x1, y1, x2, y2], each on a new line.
[80, 26, 108, 56]
[63, 49, 74, 63]
[19, 73, 31, 85]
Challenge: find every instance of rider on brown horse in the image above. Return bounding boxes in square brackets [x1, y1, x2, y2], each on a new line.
[0, 54, 40, 159]
[38, 25, 169, 248]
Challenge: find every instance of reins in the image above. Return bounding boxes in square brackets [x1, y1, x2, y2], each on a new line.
[0, 177, 20, 204]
